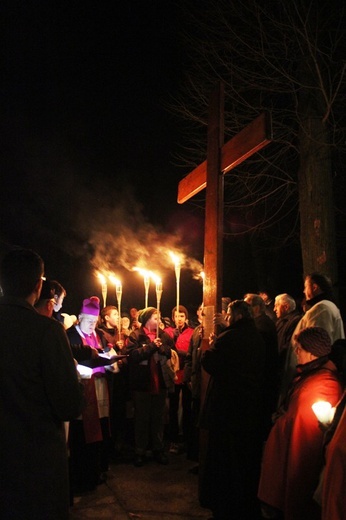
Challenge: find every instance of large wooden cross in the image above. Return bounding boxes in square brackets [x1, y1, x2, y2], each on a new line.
[178, 84, 272, 335]
[177, 84, 272, 501]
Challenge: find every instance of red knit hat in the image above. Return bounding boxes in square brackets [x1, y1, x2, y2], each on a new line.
[296, 327, 331, 357]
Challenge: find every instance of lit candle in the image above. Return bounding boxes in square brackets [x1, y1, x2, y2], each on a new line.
[169, 252, 182, 315]
[98, 273, 107, 308]
[154, 276, 163, 339]
[109, 275, 122, 340]
[312, 401, 336, 425]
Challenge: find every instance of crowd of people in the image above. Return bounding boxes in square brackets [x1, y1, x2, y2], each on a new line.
[1, 247, 345, 520]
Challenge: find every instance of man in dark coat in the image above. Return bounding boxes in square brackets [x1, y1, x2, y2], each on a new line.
[274, 293, 302, 358]
[273, 293, 301, 405]
[200, 300, 266, 520]
[244, 293, 279, 440]
[0, 248, 84, 520]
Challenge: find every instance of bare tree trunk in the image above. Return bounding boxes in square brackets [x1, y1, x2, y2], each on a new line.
[298, 116, 338, 283]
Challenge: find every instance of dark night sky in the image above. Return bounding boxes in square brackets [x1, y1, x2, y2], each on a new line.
[2, 1, 307, 316]
[1, 1, 208, 316]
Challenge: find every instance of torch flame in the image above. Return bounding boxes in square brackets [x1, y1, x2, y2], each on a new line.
[133, 267, 153, 279]
[169, 251, 181, 266]
[97, 272, 107, 284]
[109, 274, 121, 288]
[151, 273, 161, 284]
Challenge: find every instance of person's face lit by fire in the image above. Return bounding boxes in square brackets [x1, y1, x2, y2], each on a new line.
[294, 340, 316, 365]
[303, 276, 320, 301]
[79, 313, 98, 335]
[53, 293, 65, 312]
[274, 297, 289, 319]
[105, 308, 119, 329]
[196, 305, 203, 324]
[145, 312, 159, 332]
[174, 311, 187, 329]
[225, 304, 233, 324]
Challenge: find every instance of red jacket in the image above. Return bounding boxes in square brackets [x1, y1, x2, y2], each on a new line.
[258, 358, 342, 520]
[165, 325, 194, 384]
[322, 394, 346, 520]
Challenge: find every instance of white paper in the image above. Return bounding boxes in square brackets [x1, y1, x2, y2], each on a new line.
[76, 364, 93, 379]
[98, 348, 117, 359]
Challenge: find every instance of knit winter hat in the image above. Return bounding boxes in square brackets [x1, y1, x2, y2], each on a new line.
[80, 296, 100, 316]
[138, 306, 157, 325]
[296, 326, 332, 357]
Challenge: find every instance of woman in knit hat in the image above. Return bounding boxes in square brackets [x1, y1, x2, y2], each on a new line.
[127, 306, 175, 467]
[258, 327, 343, 520]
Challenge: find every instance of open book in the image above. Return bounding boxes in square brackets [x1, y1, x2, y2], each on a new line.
[76, 348, 128, 378]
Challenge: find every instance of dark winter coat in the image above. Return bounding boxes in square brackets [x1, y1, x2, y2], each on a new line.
[199, 317, 266, 518]
[276, 309, 301, 375]
[183, 323, 203, 399]
[127, 326, 174, 392]
[201, 317, 266, 432]
[0, 297, 83, 520]
[255, 312, 280, 438]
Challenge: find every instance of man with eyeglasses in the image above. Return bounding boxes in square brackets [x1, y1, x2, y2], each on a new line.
[0, 248, 83, 519]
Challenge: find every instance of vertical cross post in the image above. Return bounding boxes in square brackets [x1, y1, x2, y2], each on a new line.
[176, 92, 272, 503]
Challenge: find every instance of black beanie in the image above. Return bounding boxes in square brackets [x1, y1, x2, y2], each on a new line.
[138, 307, 157, 325]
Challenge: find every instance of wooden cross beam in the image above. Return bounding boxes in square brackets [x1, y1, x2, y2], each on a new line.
[178, 111, 272, 204]
[177, 103, 272, 322]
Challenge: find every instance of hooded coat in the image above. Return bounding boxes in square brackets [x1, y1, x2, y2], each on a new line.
[258, 357, 343, 520]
